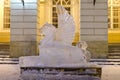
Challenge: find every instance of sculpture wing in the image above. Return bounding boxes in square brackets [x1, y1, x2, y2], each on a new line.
[40, 23, 56, 46]
[54, 5, 75, 45]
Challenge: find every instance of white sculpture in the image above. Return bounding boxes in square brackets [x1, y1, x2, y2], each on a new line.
[19, 5, 90, 68]
[19, 7, 101, 80]
[37, 5, 87, 67]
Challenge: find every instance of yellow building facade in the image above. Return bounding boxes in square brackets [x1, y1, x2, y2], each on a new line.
[108, 0, 120, 44]
[0, 0, 10, 43]
[0, 0, 119, 58]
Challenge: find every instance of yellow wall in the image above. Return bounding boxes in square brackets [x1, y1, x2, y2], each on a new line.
[0, 0, 10, 43]
[0, 0, 4, 31]
[108, 29, 120, 43]
[0, 32, 10, 43]
[40, 2, 45, 27]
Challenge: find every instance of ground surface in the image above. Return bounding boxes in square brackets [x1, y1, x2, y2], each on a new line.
[0, 64, 120, 80]
[101, 65, 120, 80]
[0, 64, 20, 80]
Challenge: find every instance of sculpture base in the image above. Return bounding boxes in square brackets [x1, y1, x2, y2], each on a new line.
[21, 73, 100, 80]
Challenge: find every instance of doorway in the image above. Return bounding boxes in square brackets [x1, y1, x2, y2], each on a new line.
[0, 0, 10, 55]
[37, 0, 80, 44]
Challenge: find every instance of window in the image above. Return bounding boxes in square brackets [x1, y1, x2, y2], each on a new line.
[4, 0, 10, 29]
[108, 0, 120, 29]
[52, 0, 71, 27]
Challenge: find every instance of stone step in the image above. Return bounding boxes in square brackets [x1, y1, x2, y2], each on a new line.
[0, 51, 10, 55]
[108, 44, 120, 53]
[91, 62, 120, 65]
[107, 53, 120, 59]
[109, 50, 120, 53]
[0, 55, 19, 64]
[0, 60, 19, 64]
[0, 43, 9, 49]
[0, 58, 120, 65]
[107, 56, 120, 59]
[90, 59, 120, 62]
[0, 55, 9, 58]
[108, 43, 120, 59]
[90, 59, 120, 65]
[0, 43, 10, 55]
[108, 53, 120, 56]
[0, 57, 19, 61]
[109, 50, 120, 52]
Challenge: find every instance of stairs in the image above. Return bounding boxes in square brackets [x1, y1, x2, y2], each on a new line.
[90, 59, 120, 65]
[107, 44, 120, 59]
[0, 43, 10, 55]
[0, 43, 18, 64]
[0, 55, 19, 64]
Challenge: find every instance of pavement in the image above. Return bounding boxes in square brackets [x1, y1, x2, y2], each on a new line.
[0, 64, 120, 80]
[0, 64, 20, 80]
[101, 65, 120, 80]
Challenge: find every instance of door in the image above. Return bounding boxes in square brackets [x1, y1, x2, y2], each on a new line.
[37, 0, 80, 44]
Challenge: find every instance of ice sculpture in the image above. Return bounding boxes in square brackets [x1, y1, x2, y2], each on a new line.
[19, 5, 89, 67]
[19, 6, 101, 80]
[37, 5, 87, 67]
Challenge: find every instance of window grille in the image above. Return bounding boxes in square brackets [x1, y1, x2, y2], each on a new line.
[52, 0, 71, 27]
[4, 0, 10, 29]
[108, 0, 120, 29]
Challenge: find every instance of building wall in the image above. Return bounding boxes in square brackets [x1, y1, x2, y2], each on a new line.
[81, 0, 108, 58]
[108, 30, 120, 44]
[10, 0, 37, 57]
[0, 0, 10, 43]
[0, 0, 4, 31]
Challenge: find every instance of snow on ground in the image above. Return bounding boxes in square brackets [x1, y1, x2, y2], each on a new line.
[0, 64, 20, 80]
[0, 64, 120, 80]
[101, 65, 120, 80]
